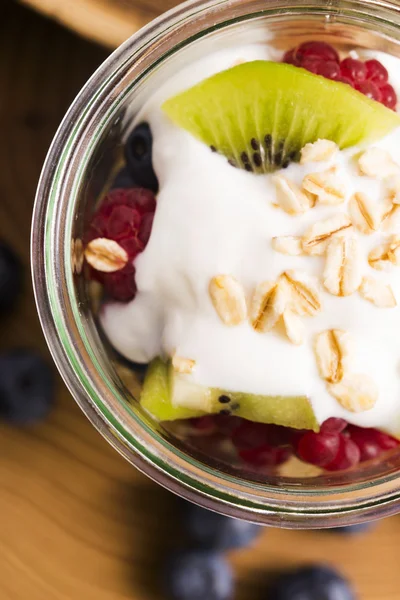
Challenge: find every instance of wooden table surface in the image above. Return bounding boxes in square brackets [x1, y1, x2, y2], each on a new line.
[20, 0, 181, 48]
[2, 2, 400, 599]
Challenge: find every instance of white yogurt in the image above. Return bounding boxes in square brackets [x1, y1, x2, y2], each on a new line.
[101, 45, 400, 434]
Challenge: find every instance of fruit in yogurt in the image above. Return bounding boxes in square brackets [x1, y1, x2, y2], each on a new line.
[84, 187, 156, 301]
[86, 42, 400, 474]
[162, 61, 400, 173]
[284, 40, 397, 108]
[140, 358, 319, 431]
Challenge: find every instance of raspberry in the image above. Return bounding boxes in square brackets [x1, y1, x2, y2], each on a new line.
[334, 75, 354, 87]
[355, 80, 382, 102]
[340, 57, 367, 82]
[301, 57, 340, 79]
[282, 43, 397, 109]
[365, 59, 388, 86]
[85, 187, 156, 302]
[295, 41, 339, 63]
[107, 205, 141, 240]
[119, 236, 144, 261]
[103, 265, 137, 302]
[316, 60, 340, 80]
[239, 444, 291, 467]
[296, 431, 340, 467]
[300, 56, 322, 74]
[139, 213, 155, 246]
[102, 187, 156, 213]
[128, 188, 157, 215]
[324, 434, 360, 471]
[320, 417, 348, 434]
[283, 48, 301, 66]
[380, 83, 397, 109]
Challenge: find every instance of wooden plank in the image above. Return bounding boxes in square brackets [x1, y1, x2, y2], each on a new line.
[19, 0, 180, 48]
[1, 3, 400, 599]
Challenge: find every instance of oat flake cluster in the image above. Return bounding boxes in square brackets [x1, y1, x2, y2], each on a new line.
[208, 139, 400, 413]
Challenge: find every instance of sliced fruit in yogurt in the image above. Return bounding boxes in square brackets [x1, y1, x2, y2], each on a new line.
[140, 358, 319, 431]
[162, 61, 400, 174]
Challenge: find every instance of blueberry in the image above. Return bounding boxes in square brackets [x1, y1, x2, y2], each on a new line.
[165, 551, 233, 600]
[0, 242, 22, 314]
[0, 350, 54, 424]
[184, 502, 262, 550]
[269, 565, 356, 600]
[111, 166, 137, 189]
[329, 522, 373, 535]
[125, 122, 159, 192]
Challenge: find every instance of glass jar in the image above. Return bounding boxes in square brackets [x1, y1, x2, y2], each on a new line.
[32, 0, 400, 528]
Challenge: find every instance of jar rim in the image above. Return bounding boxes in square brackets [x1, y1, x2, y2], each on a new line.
[31, 0, 400, 527]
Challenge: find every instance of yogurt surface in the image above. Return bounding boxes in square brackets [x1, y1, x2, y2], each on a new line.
[101, 44, 400, 434]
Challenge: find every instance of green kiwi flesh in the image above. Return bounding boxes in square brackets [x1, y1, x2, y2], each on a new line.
[140, 358, 319, 431]
[162, 61, 400, 173]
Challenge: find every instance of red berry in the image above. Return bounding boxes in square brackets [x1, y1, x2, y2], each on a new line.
[103, 265, 137, 302]
[334, 75, 354, 87]
[119, 236, 144, 260]
[129, 188, 157, 215]
[296, 41, 339, 63]
[103, 187, 156, 215]
[321, 418, 348, 434]
[300, 57, 340, 80]
[340, 57, 367, 82]
[373, 430, 399, 451]
[348, 426, 399, 457]
[347, 426, 383, 462]
[214, 415, 243, 435]
[316, 60, 340, 80]
[108, 205, 141, 240]
[239, 444, 291, 467]
[297, 431, 340, 467]
[301, 56, 323, 74]
[365, 59, 388, 86]
[324, 435, 361, 471]
[231, 421, 269, 450]
[283, 48, 301, 66]
[380, 83, 397, 109]
[355, 80, 382, 102]
[139, 213, 155, 246]
[286, 428, 306, 448]
[85, 187, 157, 302]
[263, 424, 297, 447]
[189, 416, 216, 433]
[85, 213, 108, 243]
[282, 43, 397, 109]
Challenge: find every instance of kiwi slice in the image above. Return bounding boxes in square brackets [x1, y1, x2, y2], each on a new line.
[140, 358, 319, 431]
[163, 61, 400, 173]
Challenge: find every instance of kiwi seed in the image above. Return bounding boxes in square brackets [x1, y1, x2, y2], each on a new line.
[218, 395, 231, 404]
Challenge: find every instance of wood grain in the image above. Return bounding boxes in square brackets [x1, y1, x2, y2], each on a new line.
[2, 2, 400, 599]
[19, 0, 180, 48]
